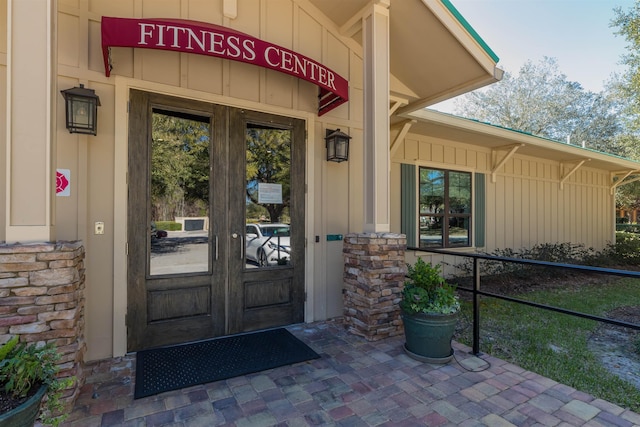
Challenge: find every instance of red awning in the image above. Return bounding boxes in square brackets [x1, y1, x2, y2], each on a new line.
[101, 17, 348, 116]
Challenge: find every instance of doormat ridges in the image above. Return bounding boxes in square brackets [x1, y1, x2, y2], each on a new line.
[134, 328, 320, 399]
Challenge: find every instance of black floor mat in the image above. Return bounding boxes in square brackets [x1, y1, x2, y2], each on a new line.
[134, 328, 320, 399]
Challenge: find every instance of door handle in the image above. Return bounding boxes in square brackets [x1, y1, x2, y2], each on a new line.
[231, 233, 243, 260]
[214, 235, 218, 260]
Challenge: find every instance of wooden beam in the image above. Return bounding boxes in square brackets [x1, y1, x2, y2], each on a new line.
[491, 144, 524, 183]
[339, 0, 390, 37]
[611, 170, 640, 194]
[618, 176, 640, 186]
[389, 101, 403, 117]
[559, 159, 590, 190]
[389, 119, 416, 158]
[389, 95, 408, 117]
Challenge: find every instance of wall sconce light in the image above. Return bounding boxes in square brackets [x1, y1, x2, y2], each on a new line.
[325, 128, 351, 162]
[60, 84, 101, 135]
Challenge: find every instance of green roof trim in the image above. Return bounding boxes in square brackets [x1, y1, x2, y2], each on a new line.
[440, 0, 500, 63]
[433, 109, 637, 163]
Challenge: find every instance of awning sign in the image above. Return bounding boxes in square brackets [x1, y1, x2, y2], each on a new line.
[101, 17, 349, 116]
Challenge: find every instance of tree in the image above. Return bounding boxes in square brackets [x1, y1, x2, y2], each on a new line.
[151, 112, 210, 221]
[245, 127, 291, 223]
[610, 2, 640, 215]
[453, 57, 624, 155]
[612, 2, 640, 133]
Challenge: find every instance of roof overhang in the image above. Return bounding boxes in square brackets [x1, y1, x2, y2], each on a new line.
[307, 0, 503, 115]
[395, 109, 640, 187]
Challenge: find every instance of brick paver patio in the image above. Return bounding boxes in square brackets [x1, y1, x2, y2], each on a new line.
[61, 320, 640, 426]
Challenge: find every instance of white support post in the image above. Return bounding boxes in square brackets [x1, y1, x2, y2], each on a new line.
[5, 0, 57, 243]
[362, 1, 391, 232]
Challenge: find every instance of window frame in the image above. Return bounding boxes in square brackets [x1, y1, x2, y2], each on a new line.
[417, 166, 473, 249]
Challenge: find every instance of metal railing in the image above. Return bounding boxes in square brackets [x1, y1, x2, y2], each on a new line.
[407, 247, 640, 355]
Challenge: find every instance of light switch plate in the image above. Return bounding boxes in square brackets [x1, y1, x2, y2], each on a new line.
[95, 222, 105, 235]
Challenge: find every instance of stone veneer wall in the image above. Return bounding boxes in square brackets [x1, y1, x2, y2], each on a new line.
[343, 233, 406, 340]
[0, 241, 86, 412]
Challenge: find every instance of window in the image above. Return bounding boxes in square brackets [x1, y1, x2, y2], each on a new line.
[402, 165, 484, 249]
[418, 167, 471, 248]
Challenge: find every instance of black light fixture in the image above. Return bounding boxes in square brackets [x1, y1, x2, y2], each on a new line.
[60, 84, 101, 136]
[325, 128, 351, 163]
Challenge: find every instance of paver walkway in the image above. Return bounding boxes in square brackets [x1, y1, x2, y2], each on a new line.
[61, 320, 640, 426]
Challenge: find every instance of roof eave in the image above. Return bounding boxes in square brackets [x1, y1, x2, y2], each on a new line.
[400, 109, 640, 172]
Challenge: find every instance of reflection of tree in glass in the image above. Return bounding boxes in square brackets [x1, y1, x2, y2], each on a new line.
[418, 168, 472, 247]
[420, 169, 444, 214]
[448, 172, 470, 214]
[245, 126, 291, 223]
[151, 112, 210, 222]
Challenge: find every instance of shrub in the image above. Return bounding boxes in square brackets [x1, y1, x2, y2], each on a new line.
[401, 258, 460, 315]
[0, 339, 74, 426]
[606, 233, 640, 265]
[452, 239, 640, 280]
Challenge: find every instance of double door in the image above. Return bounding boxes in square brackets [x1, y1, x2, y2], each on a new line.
[127, 90, 305, 351]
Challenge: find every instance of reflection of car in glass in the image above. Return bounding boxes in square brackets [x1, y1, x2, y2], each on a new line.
[245, 223, 291, 266]
[151, 222, 168, 239]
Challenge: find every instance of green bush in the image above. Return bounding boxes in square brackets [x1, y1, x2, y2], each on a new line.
[155, 221, 182, 231]
[453, 238, 640, 279]
[607, 233, 640, 265]
[616, 223, 640, 233]
[0, 339, 74, 426]
[401, 258, 460, 315]
[453, 243, 597, 278]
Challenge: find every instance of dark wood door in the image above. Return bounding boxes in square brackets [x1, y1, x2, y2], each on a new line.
[228, 109, 306, 334]
[127, 90, 305, 351]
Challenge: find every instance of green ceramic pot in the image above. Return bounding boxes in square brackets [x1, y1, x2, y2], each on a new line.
[401, 310, 458, 363]
[0, 385, 47, 427]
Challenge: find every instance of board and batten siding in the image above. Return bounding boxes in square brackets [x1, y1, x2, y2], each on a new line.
[392, 133, 614, 256]
[45, 0, 366, 360]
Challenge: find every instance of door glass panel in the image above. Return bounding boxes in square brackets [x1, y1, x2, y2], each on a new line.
[149, 109, 211, 275]
[244, 124, 292, 268]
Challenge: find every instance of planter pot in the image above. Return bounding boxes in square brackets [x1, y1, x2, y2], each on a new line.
[401, 310, 458, 363]
[0, 385, 47, 427]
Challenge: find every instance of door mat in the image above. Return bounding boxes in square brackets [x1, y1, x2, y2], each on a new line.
[134, 328, 320, 399]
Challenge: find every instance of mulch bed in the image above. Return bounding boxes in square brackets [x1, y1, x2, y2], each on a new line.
[451, 269, 623, 299]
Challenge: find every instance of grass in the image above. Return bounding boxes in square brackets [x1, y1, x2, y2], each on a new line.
[454, 277, 640, 412]
[154, 221, 182, 231]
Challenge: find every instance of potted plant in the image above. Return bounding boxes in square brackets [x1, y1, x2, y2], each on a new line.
[400, 258, 460, 363]
[0, 337, 74, 427]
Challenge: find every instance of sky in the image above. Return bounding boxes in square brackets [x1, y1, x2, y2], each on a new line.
[431, 0, 636, 112]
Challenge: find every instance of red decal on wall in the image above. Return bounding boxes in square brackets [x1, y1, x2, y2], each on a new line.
[101, 17, 348, 116]
[56, 171, 69, 194]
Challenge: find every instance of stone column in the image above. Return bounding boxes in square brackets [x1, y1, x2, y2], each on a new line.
[0, 241, 86, 412]
[343, 233, 406, 340]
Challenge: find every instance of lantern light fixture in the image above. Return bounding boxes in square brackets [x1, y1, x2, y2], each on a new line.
[325, 128, 351, 163]
[60, 84, 101, 136]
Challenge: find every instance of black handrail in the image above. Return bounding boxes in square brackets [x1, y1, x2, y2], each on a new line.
[407, 246, 640, 355]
